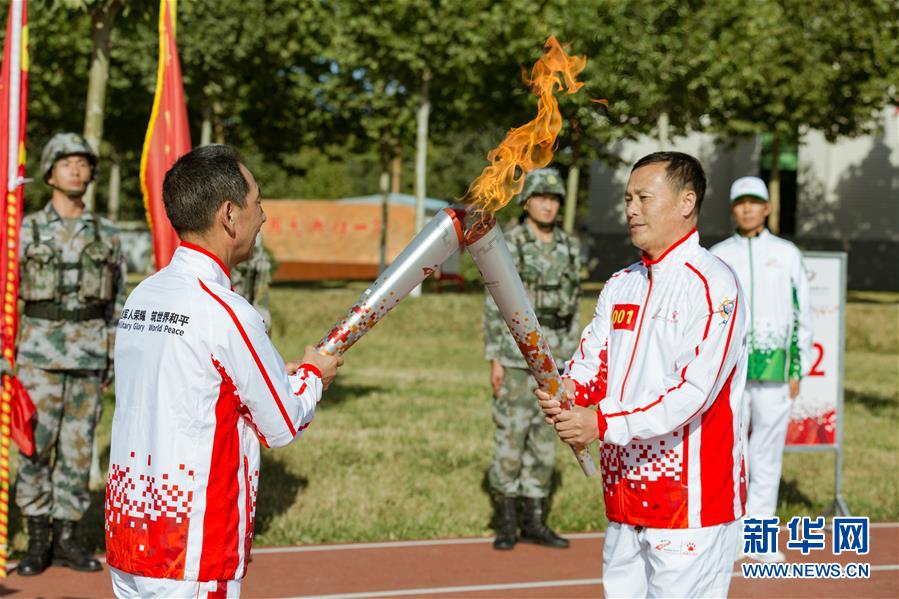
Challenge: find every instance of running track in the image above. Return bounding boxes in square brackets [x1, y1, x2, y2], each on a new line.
[1, 523, 896, 597]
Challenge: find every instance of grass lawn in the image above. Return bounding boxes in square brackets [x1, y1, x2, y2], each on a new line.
[9, 285, 897, 553]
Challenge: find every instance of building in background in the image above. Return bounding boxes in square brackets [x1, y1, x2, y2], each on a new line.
[585, 106, 898, 290]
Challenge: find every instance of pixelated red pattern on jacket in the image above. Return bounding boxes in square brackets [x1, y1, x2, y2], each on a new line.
[105, 453, 194, 579]
[242, 461, 259, 577]
[572, 342, 608, 407]
[601, 428, 689, 528]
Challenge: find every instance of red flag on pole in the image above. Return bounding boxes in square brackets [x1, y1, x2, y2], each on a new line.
[140, 0, 191, 270]
[0, 0, 36, 576]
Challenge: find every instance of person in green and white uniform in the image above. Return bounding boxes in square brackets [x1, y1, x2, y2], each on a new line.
[710, 176, 812, 563]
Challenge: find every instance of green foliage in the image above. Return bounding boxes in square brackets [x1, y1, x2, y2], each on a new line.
[5, 1, 897, 221]
[693, 0, 899, 141]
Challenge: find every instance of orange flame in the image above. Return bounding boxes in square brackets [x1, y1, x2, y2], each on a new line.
[462, 36, 587, 215]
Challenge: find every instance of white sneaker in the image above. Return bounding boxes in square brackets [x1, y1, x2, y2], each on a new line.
[745, 550, 786, 563]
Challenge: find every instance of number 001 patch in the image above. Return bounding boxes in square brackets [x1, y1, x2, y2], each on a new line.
[611, 304, 639, 331]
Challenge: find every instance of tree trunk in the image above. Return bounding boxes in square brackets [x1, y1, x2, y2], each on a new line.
[107, 157, 120, 221]
[200, 100, 213, 146]
[657, 112, 670, 148]
[391, 155, 401, 193]
[411, 70, 431, 298]
[82, 0, 121, 212]
[213, 101, 225, 144]
[564, 134, 580, 234]
[378, 154, 391, 275]
[768, 130, 781, 234]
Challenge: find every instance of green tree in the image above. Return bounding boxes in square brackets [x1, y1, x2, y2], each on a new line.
[544, 0, 706, 230]
[693, 0, 899, 231]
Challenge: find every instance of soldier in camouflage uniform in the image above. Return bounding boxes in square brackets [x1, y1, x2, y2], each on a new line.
[231, 232, 272, 332]
[484, 167, 581, 550]
[15, 133, 126, 576]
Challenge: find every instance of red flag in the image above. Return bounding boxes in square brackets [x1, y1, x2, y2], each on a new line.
[0, 0, 35, 461]
[140, 0, 191, 270]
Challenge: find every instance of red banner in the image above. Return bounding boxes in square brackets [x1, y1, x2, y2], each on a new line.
[0, 0, 34, 454]
[0, 0, 36, 576]
[140, 0, 191, 270]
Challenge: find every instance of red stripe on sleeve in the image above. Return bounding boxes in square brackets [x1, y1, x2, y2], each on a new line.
[199, 279, 298, 437]
[685, 262, 714, 354]
[299, 363, 322, 378]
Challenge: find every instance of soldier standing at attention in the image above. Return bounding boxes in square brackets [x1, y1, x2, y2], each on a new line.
[15, 133, 126, 575]
[484, 167, 581, 550]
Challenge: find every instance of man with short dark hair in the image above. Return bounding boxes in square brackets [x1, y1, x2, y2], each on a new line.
[105, 145, 342, 598]
[538, 152, 749, 597]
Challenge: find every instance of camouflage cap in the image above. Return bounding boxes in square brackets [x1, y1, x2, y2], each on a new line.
[517, 167, 566, 205]
[40, 132, 99, 182]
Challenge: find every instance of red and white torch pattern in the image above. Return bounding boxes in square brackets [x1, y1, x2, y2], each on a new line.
[465, 214, 596, 476]
[316, 208, 464, 356]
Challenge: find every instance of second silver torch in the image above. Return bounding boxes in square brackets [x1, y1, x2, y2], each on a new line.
[465, 215, 596, 477]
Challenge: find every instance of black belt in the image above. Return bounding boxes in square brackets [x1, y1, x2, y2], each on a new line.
[536, 313, 574, 329]
[24, 302, 106, 322]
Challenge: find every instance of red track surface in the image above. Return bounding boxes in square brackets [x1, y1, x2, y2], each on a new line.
[1, 524, 896, 598]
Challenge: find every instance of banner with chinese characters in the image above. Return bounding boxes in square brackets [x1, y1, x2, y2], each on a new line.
[260, 200, 417, 281]
[786, 252, 846, 447]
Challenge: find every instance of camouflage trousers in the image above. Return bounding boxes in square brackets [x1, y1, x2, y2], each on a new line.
[15, 364, 102, 521]
[488, 367, 556, 498]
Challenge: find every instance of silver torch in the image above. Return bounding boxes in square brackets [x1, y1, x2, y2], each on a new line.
[316, 208, 464, 356]
[464, 212, 596, 477]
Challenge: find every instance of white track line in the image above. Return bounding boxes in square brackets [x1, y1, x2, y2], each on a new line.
[286, 565, 899, 599]
[289, 577, 605, 599]
[253, 522, 898, 555]
[251, 532, 605, 554]
[6, 522, 895, 574]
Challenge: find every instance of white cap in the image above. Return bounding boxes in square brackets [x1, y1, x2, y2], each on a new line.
[729, 176, 769, 202]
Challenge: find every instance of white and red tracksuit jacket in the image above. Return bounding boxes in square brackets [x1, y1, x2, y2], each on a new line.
[564, 230, 750, 529]
[105, 243, 322, 582]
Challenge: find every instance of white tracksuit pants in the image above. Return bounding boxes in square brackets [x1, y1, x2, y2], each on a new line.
[602, 520, 740, 598]
[744, 381, 792, 518]
[111, 567, 241, 598]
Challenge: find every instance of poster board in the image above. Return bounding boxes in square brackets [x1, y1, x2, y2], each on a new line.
[786, 252, 846, 449]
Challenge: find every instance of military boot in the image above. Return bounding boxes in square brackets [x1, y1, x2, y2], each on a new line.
[17, 516, 52, 576]
[520, 498, 569, 548]
[493, 495, 517, 550]
[52, 520, 102, 572]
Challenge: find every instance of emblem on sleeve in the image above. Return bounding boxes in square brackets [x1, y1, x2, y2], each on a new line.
[717, 297, 735, 323]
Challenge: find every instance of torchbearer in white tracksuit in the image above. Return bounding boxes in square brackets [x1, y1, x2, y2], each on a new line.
[710, 176, 812, 563]
[538, 152, 750, 599]
[105, 145, 343, 598]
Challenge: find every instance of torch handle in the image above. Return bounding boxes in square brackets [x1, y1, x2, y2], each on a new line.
[545, 381, 597, 477]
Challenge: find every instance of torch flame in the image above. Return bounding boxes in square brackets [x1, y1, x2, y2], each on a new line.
[462, 36, 587, 217]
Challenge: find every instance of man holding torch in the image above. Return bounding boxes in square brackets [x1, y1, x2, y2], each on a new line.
[538, 152, 749, 597]
[484, 167, 580, 550]
[104, 145, 342, 598]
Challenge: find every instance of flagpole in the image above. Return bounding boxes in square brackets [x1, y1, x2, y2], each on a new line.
[0, 0, 27, 578]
